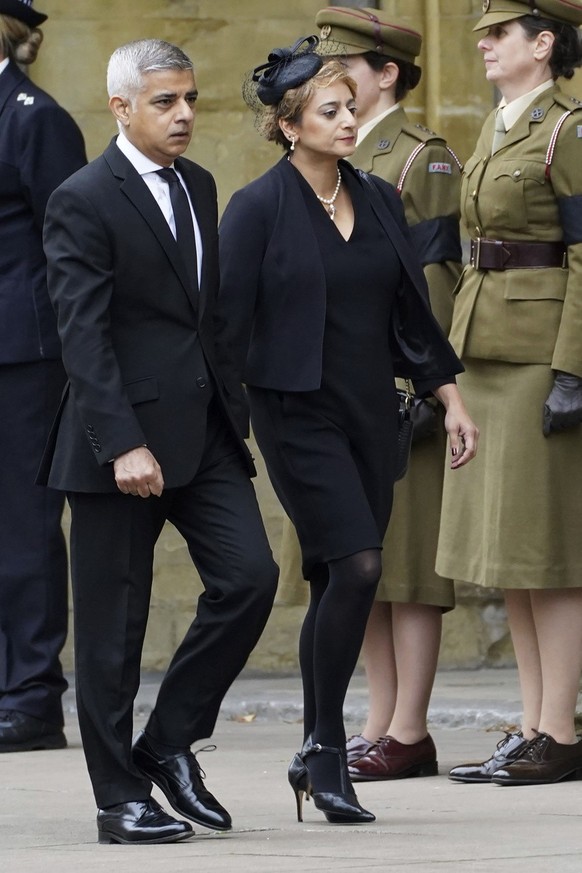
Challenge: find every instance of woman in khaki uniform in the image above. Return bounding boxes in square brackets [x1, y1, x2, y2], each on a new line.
[277, 6, 463, 781]
[439, 0, 582, 785]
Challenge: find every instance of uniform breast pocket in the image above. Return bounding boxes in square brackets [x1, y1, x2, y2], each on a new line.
[490, 160, 547, 231]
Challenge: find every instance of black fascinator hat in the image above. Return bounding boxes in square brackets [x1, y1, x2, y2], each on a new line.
[249, 35, 324, 107]
[0, 0, 47, 27]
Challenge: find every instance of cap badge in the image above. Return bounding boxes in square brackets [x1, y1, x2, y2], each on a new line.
[531, 107, 544, 120]
[320, 25, 331, 40]
[377, 139, 390, 150]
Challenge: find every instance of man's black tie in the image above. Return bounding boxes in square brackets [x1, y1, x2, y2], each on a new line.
[156, 167, 198, 292]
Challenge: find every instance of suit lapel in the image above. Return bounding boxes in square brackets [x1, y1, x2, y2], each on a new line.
[103, 141, 199, 314]
[352, 164, 428, 297]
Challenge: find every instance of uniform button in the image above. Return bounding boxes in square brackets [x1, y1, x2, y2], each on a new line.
[513, 169, 521, 178]
[472, 190, 477, 198]
[196, 376, 207, 388]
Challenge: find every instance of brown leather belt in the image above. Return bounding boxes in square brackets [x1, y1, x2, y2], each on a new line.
[470, 238, 567, 271]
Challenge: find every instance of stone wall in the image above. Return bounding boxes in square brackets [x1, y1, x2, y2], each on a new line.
[32, 0, 578, 673]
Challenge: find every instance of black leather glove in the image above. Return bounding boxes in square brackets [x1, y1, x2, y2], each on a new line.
[543, 371, 582, 436]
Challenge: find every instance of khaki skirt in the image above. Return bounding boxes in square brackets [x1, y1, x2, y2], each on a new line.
[436, 359, 582, 590]
[277, 408, 454, 610]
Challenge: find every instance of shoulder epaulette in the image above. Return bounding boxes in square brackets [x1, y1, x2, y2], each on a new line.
[553, 91, 582, 112]
[401, 121, 442, 143]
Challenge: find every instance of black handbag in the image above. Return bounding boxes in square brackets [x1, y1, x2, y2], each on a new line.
[394, 381, 439, 480]
[395, 390, 414, 481]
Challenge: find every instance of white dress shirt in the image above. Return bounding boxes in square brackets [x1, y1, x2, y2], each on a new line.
[115, 131, 203, 286]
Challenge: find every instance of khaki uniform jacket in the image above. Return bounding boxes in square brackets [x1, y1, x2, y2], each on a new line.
[352, 105, 462, 334]
[449, 84, 582, 377]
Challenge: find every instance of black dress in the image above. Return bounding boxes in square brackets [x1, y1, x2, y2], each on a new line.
[248, 166, 403, 579]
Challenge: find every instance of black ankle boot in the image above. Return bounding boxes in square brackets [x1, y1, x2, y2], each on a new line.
[288, 738, 375, 824]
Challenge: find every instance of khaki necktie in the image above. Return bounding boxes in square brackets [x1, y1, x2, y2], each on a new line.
[491, 108, 506, 155]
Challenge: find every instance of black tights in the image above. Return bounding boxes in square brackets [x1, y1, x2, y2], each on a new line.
[298, 549, 381, 789]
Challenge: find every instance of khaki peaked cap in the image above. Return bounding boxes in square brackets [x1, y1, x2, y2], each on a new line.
[315, 6, 422, 64]
[474, 0, 582, 30]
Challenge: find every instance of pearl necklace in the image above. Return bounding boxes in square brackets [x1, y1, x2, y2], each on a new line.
[316, 167, 342, 220]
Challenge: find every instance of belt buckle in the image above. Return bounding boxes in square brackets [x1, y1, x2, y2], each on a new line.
[470, 237, 481, 269]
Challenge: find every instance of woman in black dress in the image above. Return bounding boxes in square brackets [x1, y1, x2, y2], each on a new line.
[219, 37, 478, 824]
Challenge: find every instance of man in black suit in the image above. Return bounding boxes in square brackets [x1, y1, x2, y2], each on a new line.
[0, 0, 86, 753]
[40, 38, 278, 846]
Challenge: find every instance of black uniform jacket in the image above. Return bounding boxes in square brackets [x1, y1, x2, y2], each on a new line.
[0, 59, 86, 364]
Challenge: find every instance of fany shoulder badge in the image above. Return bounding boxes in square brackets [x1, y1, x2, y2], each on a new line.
[428, 162, 452, 174]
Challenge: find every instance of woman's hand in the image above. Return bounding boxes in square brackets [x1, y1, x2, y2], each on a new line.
[433, 384, 479, 469]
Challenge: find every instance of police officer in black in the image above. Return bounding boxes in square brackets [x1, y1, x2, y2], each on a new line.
[0, 0, 86, 751]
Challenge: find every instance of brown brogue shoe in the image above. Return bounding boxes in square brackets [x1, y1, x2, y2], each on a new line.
[491, 732, 582, 785]
[349, 734, 438, 782]
[448, 732, 529, 783]
[346, 734, 379, 766]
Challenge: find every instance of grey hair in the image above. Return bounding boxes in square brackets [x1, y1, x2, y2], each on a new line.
[107, 39, 193, 105]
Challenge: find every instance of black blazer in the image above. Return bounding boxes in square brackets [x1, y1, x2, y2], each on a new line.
[39, 139, 252, 493]
[218, 157, 462, 397]
[0, 60, 86, 365]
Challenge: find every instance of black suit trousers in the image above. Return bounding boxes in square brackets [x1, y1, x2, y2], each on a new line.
[67, 402, 278, 808]
[0, 361, 68, 725]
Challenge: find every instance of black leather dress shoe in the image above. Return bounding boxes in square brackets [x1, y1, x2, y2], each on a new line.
[491, 732, 582, 785]
[97, 798, 194, 844]
[448, 732, 529, 783]
[0, 710, 67, 753]
[132, 730, 232, 831]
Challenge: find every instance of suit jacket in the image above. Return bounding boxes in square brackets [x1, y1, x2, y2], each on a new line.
[0, 60, 86, 365]
[449, 84, 582, 376]
[39, 138, 252, 493]
[218, 156, 461, 397]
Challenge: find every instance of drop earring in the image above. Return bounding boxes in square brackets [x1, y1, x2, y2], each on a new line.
[290, 137, 295, 152]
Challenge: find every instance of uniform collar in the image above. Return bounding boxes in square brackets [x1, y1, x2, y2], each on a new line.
[357, 103, 400, 146]
[498, 79, 554, 132]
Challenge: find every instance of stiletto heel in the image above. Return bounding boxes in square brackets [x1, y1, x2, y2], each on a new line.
[288, 739, 375, 824]
[288, 751, 312, 822]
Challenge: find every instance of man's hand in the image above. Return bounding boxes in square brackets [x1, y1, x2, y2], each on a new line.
[543, 371, 582, 437]
[113, 446, 164, 497]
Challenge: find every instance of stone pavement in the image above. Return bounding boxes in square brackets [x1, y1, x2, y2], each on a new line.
[1, 668, 581, 873]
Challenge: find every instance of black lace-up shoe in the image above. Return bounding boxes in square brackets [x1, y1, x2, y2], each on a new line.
[448, 732, 529, 783]
[132, 730, 232, 831]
